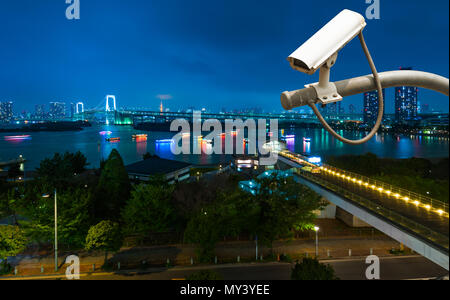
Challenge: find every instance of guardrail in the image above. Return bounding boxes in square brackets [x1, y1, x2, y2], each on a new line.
[299, 170, 449, 251]
[321, 163, 449, 214]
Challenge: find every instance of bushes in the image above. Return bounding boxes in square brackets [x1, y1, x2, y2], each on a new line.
[93, 149, 131, 221]
[85, 220, 123, 265]
[122, 184, 176, 237]
[291, 258, 339, 280]
[0, 226, 27, 272]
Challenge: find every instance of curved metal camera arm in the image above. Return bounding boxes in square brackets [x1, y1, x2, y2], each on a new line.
[282, 71, 449, 110]
[282, 33, 449, 145]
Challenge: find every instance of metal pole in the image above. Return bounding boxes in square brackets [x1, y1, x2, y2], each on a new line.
[54, 189, 58, 272]
[255, 235, 258, 261]
[315, 230, 319, 257]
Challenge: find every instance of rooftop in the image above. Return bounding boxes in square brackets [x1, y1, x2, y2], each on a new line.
[125, 156, 191, 176]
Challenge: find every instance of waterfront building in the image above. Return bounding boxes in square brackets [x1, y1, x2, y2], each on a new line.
[0, 101, 13, 123]
[395, 67, 419, 123]
[363, 89, 386, 125]
[49, 102, 66, 120]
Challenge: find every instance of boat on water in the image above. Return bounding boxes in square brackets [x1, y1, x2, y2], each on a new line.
[132, 134, 148, 141]
[4, 135, 31, 141]
[280, 135, 295, 142]
[132, 134, 148, 139]
[156, 139, 174, 145]
[106, 137, 121, 142]
[303, 137, 311, 142]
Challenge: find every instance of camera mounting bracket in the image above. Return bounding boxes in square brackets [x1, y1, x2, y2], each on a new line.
[304, 53, 343, 105]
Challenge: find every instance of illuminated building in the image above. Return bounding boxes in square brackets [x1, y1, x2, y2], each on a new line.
[395, 67, 419, 123]
[35, 104, 46, 119]
[49, 102, 66, 120]
[363, 89, 386, 125]
[0, 101, 13, 123]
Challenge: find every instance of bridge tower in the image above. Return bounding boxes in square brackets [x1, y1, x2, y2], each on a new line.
[106, 95, 117, 112]
[75, 102, 84, 114]
[105, 95, 117, 125]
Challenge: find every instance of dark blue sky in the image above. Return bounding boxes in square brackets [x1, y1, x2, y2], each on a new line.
[0, 0, 448, 113]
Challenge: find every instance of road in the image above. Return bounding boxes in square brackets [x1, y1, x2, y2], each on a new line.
[80, 256, 446, 280]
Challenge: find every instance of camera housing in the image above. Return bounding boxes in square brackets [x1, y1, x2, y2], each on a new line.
[287, 9, 367, 75]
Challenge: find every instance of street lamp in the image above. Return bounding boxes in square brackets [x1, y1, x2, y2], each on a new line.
[314, 226, 320, 258]
[42, 189, 58, 272]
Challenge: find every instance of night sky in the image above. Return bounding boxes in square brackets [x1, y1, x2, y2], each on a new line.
[0, 0, 448, 113]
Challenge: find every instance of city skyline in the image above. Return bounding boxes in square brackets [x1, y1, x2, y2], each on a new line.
[0, 2, 448, 283]
[0, 0, 449, 114]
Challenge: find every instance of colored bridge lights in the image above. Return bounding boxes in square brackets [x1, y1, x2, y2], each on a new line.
[320, 167, 448, 218]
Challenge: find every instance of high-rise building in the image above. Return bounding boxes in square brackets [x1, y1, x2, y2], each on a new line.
[321, 102, 342, 117]
[339, 103, 345, 115]
[70, 103, 76, 119]
[35, 104, 45, 119]
[395, 67, 419, 123]
[49, 102, 66, 120]
[348, 104, 356, 115]
[363, 89, 386, 125]
[0, 101, 13, 123]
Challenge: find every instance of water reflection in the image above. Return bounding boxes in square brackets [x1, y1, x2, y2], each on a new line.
[0, 125, 448, 170]
[303, 140, 311, 154]
[286, 137, 295, 152]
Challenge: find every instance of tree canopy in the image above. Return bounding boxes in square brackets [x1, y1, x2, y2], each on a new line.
[122, 183, 176, 236]
[93, 149, 131, 221]
[85, 220, 123, 256]
[291, 258, 339, 280]
[0, 226, 27, 268]
[23, 188, 93, 248]
[35, 151, 89, 188]
[184, 173, 324, 261]
[251, 174, 324, 249]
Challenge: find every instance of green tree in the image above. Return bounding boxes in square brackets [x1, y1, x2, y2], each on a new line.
[0, 188, 25, 225]
[184, 206, 221, 263]
[24, 188, 93, 249]
[184, 190, 254, 263]
[122, 183, 176, 237]
[85, 220, 123, 265]
[35, 151, 89, 187]
[252, 174, 324, 251]
[93, 149, 131, 221]
[68, 151, 89, 175]
[0, 226, 27, 272]
[291, 258, 339, 280]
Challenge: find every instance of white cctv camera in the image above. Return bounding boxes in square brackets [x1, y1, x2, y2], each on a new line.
[287, 9, 367, 106]
[281, 9, 449, 146]
[288, 9, 367, 75]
